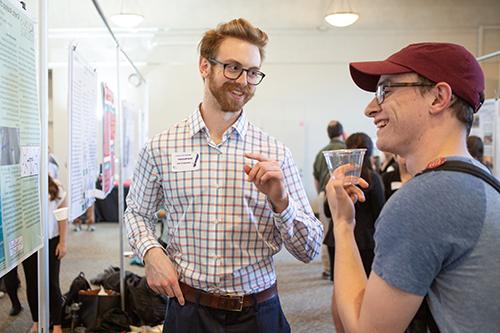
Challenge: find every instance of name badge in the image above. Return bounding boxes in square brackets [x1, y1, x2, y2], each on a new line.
[172, 152, 200, 172]
[391, 181, 402, 190]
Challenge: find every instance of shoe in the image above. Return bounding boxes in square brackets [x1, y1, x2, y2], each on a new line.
[9, 305, 23, 316]
[73, 225, 81, 232]
[321, 271, 330, 280]
[130, 256, 144, 266]
[87, 225, 95, 232]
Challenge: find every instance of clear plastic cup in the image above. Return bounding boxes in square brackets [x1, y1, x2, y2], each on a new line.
[322, 149, 366, 185]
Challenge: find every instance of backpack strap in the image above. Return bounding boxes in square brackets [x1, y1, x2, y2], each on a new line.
[416, 159, 500, 193]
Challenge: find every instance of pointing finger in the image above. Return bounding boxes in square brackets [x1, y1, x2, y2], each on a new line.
[171, 280, 185, 306]
[244, 152, 268, 162]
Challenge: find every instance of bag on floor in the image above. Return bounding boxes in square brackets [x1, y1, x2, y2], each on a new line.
[61, 272, 92, 328]
[91, 266, 167, 326]
[78, 288, 123, 332]
[96, 307, 131, 333]
[126, 272, 167, 326]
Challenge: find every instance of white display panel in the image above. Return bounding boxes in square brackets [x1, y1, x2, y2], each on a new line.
[67, 45, 98, 221]
[0, 0, 41, 277]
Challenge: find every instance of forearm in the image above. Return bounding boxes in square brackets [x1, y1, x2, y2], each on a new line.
[58, 219, 68, 244]
[333, 222, 368, 333]
[125, 204, 162, 259]
[275, 199, 323, 262]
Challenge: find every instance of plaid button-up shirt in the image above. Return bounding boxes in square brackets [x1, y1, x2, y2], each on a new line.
[125, 108, 323, 295]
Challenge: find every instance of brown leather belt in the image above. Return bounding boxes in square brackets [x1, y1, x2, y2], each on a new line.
[179, 282, 278, 312]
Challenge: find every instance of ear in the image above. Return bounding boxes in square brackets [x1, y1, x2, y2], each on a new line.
[199, 57, 210, 79]
[429, 82, 453, 115]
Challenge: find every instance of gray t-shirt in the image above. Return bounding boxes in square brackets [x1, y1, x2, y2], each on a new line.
[373, 157, 500, 332]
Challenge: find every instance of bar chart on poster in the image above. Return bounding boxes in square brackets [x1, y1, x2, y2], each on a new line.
[68, 45, 98, 221]
[0, 0, 41, 277]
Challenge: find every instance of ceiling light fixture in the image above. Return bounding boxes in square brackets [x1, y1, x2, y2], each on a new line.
[110, 0, 144, 29]
[324, 0, 359, 27]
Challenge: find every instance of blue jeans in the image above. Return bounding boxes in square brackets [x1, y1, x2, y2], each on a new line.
[163, 295, 291, 333]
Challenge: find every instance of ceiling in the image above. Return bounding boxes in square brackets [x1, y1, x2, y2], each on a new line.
[22, 0, 500, 65]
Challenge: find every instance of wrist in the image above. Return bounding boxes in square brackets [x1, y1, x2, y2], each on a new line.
[144, 247, 163, 264]
[333, 219, 355, 234]
[271, 195, 289, 213]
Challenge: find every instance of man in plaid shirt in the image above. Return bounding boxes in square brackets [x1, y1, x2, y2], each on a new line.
[125, 18, 323, 332]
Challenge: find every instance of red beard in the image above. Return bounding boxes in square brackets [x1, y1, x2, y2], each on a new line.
[208, 75, 255, 112]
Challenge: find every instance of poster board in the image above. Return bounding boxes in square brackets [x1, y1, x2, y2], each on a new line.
[0, 0, 41, 276]
[471, 98, 500, 179]
[67, 45, 98, 221]
[102, 83, 116, 196]
[122, 100, 138, 181]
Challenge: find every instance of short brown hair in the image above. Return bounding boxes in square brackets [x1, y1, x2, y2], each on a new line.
[198, 18, 268, 62]
[417, 75, 474, 135]
[327, 121, 343, 139]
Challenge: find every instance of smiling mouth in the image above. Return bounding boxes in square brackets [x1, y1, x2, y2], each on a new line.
[229, 90, 245, 101]
[375, 119, 388, 129]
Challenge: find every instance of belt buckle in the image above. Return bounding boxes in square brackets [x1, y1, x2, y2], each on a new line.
[218, 294, 244, 312]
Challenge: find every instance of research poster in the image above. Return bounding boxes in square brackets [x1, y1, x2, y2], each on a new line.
[68, 45, 98, 221]
[122, 100, 138, 181]
[471, 98, 500, 178]
[0, 0, 41, 276]
[102, 83, 116, 195]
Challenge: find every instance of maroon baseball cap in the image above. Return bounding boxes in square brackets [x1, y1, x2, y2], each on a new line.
[349, 42, 485, 111]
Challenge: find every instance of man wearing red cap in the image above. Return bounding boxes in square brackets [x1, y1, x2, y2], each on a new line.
[326, 42, 500, 332]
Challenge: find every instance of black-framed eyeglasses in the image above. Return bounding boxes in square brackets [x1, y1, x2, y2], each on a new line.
[208, 58, 266, 85]
[375, 82, 435, 104]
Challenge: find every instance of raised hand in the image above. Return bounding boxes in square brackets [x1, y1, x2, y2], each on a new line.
[325, 164, 369, 230]
[244, 152, 288, 213]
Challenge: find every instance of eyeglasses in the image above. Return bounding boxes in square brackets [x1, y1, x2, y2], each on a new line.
[375, 82, 435, 104]
[208, 58, 266, 85]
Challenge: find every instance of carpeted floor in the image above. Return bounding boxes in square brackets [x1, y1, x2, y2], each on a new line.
[0, 223, 335, 332]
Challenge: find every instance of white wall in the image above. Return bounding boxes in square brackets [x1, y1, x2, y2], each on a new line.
[144, 27, 487, 200]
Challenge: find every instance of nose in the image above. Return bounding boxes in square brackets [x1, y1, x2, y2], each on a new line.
[364, 98, 380, 118]
[235, 70, 248, 85]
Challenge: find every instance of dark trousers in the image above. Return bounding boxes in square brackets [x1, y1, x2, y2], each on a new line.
[164, 295, 291, 333]
[3, 236, 63, 324]
[328, 246, 374, 281]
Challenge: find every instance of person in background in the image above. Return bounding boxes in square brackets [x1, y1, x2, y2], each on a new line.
[125, 18, 322, 333]
[48, 146, 59, 179]
[381, 154, 411, 201]
[327, 42, 499, 332]
[4, 175, 68, 333]
[72, 205, 95, 232]
[1, 269, 23, 316]
[466, 135, 484, 162]
[312, 120, 346, 280]
[313, 120, 346, 193]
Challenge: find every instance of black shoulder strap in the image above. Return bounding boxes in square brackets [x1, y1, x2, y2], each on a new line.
[417, 160, 500, 193]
